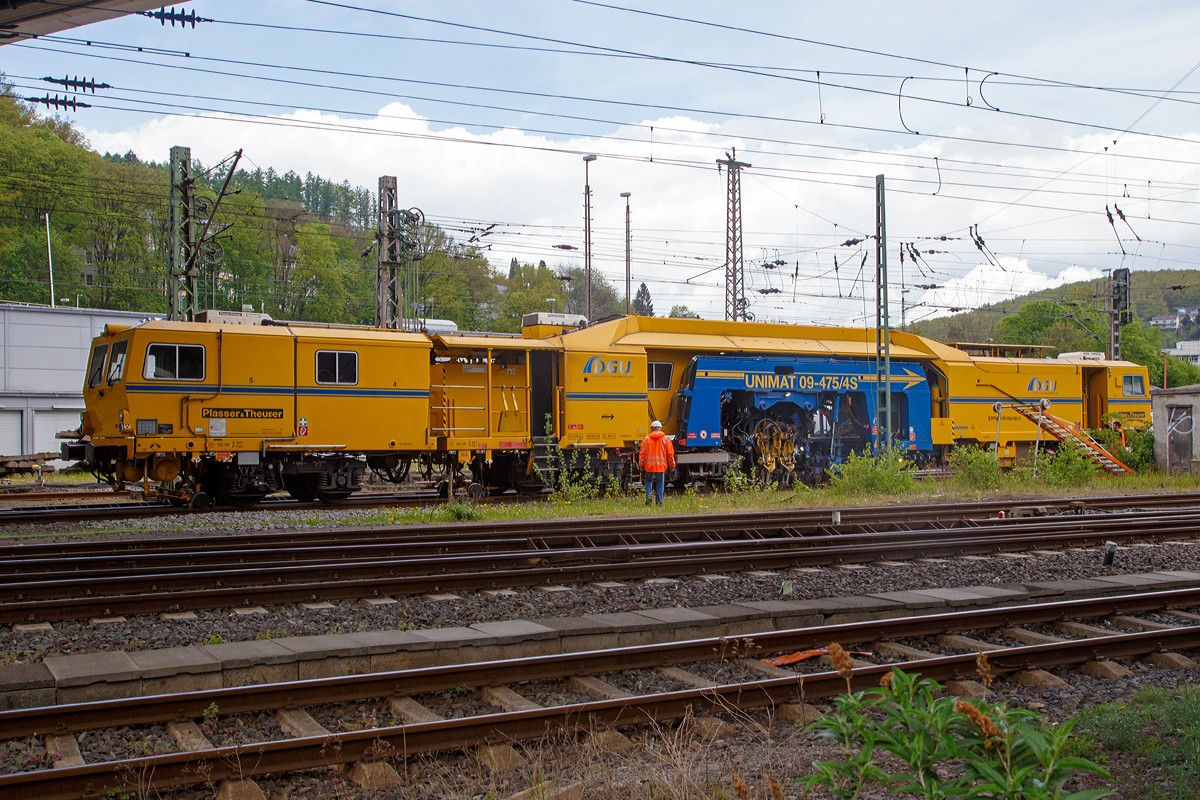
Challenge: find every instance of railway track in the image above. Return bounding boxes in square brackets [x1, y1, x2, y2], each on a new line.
[2, 585, 1197, 799]
[0, 487, 537, 525]
[4, 499, 1200, 624]
[1, 480, 1196, 527]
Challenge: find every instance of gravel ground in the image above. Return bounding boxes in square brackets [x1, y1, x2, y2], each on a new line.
[4, 540, 1199, 664]
[1, 502, 470, 538]
[602, 668, 691, 695]
[77, 725, 177, 762]
[413, 689, 492, 720]
[518, 679, 593, 707]
[0, 736, 47, 775]
[311, 700, 390, 734]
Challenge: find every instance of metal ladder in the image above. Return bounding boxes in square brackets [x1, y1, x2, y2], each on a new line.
[1010, 404, 1133, 475]
[530, 436, 561, 487]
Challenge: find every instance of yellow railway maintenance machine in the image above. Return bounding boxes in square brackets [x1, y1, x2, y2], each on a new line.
[64, 312, 1151, 505]
[526, 316, 1151, 485]
[68, 312, 433, 507]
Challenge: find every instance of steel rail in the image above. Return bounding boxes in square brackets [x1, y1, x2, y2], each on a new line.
[0, 504, 1190, 581]
[0, 507, 1188, 595]
[1, 510, 1197, 623]
[1, 485, 1197, 530]
[1, 602, 1198, 799]
[0, 488, 539, 525]
[3, 585, 1199, 740]
[4, 489, 1198, 564]
[0, 490, 131, 502]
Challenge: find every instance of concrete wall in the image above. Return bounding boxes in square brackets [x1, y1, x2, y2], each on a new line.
[1151, 384, 1200, 472]
[0, 303, 162, 459]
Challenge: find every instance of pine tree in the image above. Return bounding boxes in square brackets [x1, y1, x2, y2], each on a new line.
[633, 282, 654, 316]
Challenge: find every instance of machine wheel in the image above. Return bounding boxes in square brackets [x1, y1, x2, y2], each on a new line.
[315, 489, 354, 504]
[189, 492, 211, 510]
[465, 482, 487, 500]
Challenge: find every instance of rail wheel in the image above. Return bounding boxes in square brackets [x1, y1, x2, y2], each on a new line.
[315, 489, 353, 504]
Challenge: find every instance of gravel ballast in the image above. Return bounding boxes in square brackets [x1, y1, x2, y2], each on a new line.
[3, 540, 1198, 664]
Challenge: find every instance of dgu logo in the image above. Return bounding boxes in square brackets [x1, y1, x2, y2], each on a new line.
[583, 356, 632, 375]
[1027, 378, 1057, 392]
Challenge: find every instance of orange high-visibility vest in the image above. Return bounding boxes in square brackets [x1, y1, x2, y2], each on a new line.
[639, 430, 676, 472]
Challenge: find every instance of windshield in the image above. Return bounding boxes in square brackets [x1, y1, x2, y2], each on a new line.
[86, 343, 109, 388]
[106, 339, 129, 385]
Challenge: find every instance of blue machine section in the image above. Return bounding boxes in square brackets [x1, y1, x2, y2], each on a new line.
[674, 355, 934, 478]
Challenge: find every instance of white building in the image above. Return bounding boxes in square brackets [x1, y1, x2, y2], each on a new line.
[0, 303, 163, 460]
[1165, 340, 1200, 365]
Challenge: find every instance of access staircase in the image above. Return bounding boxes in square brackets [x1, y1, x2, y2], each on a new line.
[530, 435, 561, 488]
[1010, 403, 1133, 475]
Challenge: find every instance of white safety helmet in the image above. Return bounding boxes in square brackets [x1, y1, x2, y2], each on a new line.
[650, 420, 663, 429]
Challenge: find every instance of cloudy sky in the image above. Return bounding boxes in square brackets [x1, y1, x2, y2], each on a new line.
[5, 1, 1200, 324]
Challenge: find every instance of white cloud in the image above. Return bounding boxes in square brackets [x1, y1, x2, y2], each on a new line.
[81, 99, 1197, 326]
[911, 258, 1106, 321]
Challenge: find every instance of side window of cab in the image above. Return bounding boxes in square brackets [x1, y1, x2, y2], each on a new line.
[1122, 374, 1145, 397]
[648, 362, 673, 390]
[144, 343, 206, 380]
[316, 350, 358, 384]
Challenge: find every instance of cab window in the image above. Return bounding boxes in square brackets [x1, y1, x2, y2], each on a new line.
[86, 343, 109, 388]
[1122, 374, 1145, 397]
[316, 350, 358, 384]
[648, 362, 673, 390]
[106, 339, 129, 385]
[144, 343, 205, 380]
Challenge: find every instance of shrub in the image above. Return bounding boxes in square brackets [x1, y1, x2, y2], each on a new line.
[1039, 440, 1098, 487]
[803, 666, 1111, 800]
[828, 446, 915, 496]
[1092, 426, 1157, 473]
[947, 445, 1002, 491]
[441, 502, 481, 522]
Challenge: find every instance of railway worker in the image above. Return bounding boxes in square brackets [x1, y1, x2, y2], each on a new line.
[639, 420, 676, 506]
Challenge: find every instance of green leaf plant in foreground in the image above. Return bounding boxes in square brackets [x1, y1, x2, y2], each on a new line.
[801, 666, 1112, 800]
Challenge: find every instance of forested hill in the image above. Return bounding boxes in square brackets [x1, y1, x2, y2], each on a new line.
[1, 78, 646, 332]
[909, 269, 1200, 348]
[908, 268, 1200, 389]
[104, 150, 375, 230]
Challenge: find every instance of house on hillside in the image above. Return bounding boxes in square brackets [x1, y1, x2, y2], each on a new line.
[1151, 315, 1180, 331]
[1166, 340, 1200, 365]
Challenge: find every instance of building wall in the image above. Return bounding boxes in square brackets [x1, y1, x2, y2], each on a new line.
[1151, 386, 1200, 472]
[0, 303, 162, 459]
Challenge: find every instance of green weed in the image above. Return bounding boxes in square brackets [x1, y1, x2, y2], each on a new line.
[948, 445, 1003, 492]
[1037, 440, 1098, 488]
[828, 446, 917, 496]
[804, 666, 1111, 800]
[441, 502, 481, 522]
[254, 628, 290, 640]
[1071, 685, 1200, 800]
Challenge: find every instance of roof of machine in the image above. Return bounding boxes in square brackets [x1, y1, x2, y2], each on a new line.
[549, 315, 973, 362]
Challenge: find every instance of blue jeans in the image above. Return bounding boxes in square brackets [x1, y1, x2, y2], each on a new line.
[644, 470, 666, 504]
